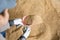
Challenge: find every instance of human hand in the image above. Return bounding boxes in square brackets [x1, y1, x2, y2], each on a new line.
[0, 9, 9, 27]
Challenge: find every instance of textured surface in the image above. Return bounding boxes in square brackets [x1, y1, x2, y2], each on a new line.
[6, 0, 60, 40]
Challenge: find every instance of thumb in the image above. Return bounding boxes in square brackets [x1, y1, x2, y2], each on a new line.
[4, 9, 9, 19]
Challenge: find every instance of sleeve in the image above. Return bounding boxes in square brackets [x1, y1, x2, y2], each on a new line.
[0, 34, 5, 40]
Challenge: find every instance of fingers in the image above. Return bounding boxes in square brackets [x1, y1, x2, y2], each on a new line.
[3, 9, 9, 24]
[4, 9, 9, 18]
[4, 9, 9, 21]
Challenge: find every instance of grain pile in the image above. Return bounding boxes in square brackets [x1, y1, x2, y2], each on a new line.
[6, 0, 60, 40]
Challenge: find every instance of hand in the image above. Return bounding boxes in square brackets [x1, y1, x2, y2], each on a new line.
[0, 9, 9, 27]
